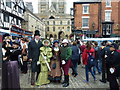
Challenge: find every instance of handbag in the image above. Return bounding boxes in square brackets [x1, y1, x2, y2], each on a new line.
[23, 55, 28, 61]
[52, 63, 56, 69]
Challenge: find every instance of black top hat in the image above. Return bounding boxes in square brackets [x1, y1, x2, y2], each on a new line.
[34, 30, 40, 36]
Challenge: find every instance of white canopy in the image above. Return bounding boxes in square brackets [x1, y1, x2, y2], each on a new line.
[0, 29, 10, 34]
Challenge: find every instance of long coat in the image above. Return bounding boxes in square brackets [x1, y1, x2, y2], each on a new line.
[48, 47, 62, 81]
[71, 45, 79, 60]
[28, 40, 42, 72]
[36, 46, 52, 86]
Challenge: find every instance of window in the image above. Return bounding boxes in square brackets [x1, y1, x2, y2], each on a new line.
[60, 21, 62, 25]
[53, 21, 55, 25]
[53, 27, 55, 31]
[6, 0, 12, 8]
[82, 18, 89, 28]
[106, 0, 111, 7]
[47, 27, 49, 31]
[47, 21, 49, 25]
[4, 13, 9, 22]
[67, 21, 70, 25]
[105, 10, 111, 21]
[16, 18, 19, 25]
[67, 26, 70, 31]
[83, 5, 89, 14]
[106, 24, 112, 35]
[18, 7, 22, 14]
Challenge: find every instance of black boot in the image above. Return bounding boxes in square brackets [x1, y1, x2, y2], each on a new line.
[63, 75, 69, 87]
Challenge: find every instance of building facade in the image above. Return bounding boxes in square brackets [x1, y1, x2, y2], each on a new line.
[101, 0, 120, 37]
[38, 0, 49, 13]
[73, 0, 120, 38]
[37, 0, 72, 39]
[43, 17, 72, 39]
[25, 2, 33, 12]
[38, 0, 66, 14]
[74, 1, 101, 38]
[0, 0, 32, 37]
[22, 8, 46, 38]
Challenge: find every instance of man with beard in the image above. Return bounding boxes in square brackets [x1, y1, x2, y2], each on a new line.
[28, 30, 43, 86]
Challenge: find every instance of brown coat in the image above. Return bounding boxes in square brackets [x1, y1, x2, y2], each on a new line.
[48, 47, 62, 78]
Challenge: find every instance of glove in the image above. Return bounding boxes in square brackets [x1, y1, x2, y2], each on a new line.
[62, 60, 66, 65]
[37, 61, 40, 65]
[44, 56, 47, 60]
[110, 68, 115, 74]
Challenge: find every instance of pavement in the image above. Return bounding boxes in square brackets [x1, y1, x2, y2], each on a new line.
[20, 64, 109, 89]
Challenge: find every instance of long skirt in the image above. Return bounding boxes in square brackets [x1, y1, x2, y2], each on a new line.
[48, 60, 62, 81]
[2, 61, 20, 89]
[35, 63, 50, 86]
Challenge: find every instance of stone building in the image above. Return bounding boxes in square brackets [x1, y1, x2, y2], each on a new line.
[37, 0, 72, 39]
[22, 8, 46, 38]
[38, 0, 66, 14]
[25, 2, 33, 12]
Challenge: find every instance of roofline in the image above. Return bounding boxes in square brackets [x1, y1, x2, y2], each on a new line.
[74, 2, 101, 4]
[25, 7, 43, 22]
[74, 1, 101, 7]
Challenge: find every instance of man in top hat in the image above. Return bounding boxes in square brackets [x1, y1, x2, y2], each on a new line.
[28, 30, 43, 86]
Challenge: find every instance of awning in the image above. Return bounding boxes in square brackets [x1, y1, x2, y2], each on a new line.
[10, 33, 19, 37]
[86, 31, 96, 34]
[72, 30, 82, 33]
[0, 29, 10, 33]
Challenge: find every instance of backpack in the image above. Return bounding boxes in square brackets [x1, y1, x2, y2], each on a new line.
[87, 52, 96, 68]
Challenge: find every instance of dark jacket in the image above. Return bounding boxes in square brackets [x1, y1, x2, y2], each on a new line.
[28, 40, 42, 72]
[94, 46, 101, 60]
[71, 46, 79, 60]
[3, 47, 21, 61]
[60, 46, 72, 61]
[101, 45, 111, 65]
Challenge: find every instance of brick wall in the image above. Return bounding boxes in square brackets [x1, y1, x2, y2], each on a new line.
[74, 1, 120, 36]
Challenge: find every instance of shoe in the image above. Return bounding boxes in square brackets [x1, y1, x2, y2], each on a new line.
[31, 82, 35, 86]
[83, 80, 89, 83]
[72, 73, 74, 76]
[74, 73, 78, 77]
[94, 78, 97, 81]
[63, 83, 69, 87]
[99, 79, 106, 83]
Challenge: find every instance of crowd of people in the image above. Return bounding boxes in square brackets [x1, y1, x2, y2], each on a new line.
[2, 30, 120, 90]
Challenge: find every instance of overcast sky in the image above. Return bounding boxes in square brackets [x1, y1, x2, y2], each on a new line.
[23, 0, 79, 14]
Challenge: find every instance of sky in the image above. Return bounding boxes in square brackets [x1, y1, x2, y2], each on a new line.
[23, 0, 79, 14]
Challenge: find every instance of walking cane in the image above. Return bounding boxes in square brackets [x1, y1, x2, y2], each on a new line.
[41, 53, 51, 71]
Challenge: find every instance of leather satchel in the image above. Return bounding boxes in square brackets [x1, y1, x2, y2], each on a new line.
[52, 63, 56, 69]
[23, 55, 28, 61]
